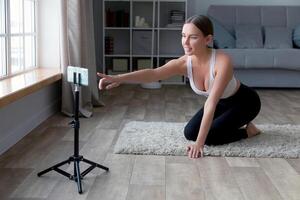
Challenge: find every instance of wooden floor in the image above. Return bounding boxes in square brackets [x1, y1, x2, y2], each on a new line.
[1, 85, 300, 200]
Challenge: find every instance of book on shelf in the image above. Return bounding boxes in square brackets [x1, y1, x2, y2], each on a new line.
[106, 9, 129, 27]
[105, 36, 114, 54]
[167, 10, 185, 28]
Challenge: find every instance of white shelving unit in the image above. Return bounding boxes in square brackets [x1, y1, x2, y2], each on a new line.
[103, 0, 187, 84]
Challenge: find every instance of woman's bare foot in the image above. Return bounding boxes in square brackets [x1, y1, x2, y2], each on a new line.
[246, 122, 261, 138]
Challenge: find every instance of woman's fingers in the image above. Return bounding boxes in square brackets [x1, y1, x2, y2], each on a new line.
[98, 78, 107, 90]
[189, 149, 193, 158]
[187, 145, 203, 159]
[106, 82, 120, 90]
[97, 72, 110, 79]
[97, 72, 121, 90]
[98, 78, 120, 90]
[97, 73, 115, 82]
[199, 149, 203, 157]
[188, 146, 196, 158]
[193, 148, 199, 158]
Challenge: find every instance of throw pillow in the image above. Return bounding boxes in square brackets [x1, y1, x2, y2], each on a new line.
[208, 16, 235, 49]
[264, 26, 293, 49]
[235, 25, 263, 48]
[293, 25, 300, 48]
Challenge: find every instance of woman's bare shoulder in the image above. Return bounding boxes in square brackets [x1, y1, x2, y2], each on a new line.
[167, 55, 188, 66]
[215, 49, 232, 64]
[163, 55, 188, 75]
[216, 49, 232, 67]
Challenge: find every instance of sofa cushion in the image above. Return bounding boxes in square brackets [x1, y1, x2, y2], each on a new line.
[223, 49, 300, 70]
[293, 25, 300, 48]
[209, 17, 235, 49]
[264, 26, 293, 49]
[235, 25, 263, 48]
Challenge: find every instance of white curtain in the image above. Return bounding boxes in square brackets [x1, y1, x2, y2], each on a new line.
[59, 0, 103, 117]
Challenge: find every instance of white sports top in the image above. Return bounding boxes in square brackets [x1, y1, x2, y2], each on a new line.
[187, 49, 238, 99]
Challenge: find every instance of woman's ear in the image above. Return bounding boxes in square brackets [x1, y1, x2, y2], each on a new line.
[205, 34, 213, 46]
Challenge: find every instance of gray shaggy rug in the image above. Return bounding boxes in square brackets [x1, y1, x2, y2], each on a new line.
[113, 121, 300, 158]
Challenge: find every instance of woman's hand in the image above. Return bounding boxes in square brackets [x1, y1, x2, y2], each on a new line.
[186, 143, 204, 159]
[97, 72, 121, 90]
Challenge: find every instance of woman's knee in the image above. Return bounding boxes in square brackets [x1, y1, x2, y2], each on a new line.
[249, 91, 261, 118]
[246, 97, 261, 122]
[184, 125, 197, 141]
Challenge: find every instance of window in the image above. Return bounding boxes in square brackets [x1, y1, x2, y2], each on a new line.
[0, 0, 36, 79]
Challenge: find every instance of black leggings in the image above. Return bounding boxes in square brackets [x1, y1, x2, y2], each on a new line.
[184, 83, 261, 145]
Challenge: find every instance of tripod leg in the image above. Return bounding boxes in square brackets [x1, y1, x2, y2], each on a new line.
[82, 158, 109, 171]
[37, 159, 71, 177]
[75, 160, 83, 194]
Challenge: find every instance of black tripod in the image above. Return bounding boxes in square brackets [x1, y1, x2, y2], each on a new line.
[37, 73, 109, 194]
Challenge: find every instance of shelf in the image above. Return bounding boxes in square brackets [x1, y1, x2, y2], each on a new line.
[132, 0, 156, 2]
[132, 1, 154, 27]
[159, 27, 182, 30]
[103, 0, 187, 85]
[159, 1, 185, 28]
[105, 29, 130, 54]
[159, 0, 186, 2]
[159, 30, 183, 55]
[132, 54, 153, 57]
[132, 27, 153, 30]
[104, 27, 130, 30]
[105, 0, 130, 2]
[105, 54, 131, 57]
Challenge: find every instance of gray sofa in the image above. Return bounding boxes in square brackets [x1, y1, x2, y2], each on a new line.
[207, 5, 300, 88]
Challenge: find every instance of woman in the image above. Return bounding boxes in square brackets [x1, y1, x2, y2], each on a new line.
[97, 15, 261, 159]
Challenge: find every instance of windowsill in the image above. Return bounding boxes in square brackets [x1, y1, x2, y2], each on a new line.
[0, 68, 62, 108]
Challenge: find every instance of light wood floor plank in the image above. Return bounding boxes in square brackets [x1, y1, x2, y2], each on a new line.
[232, 167, 282, 200]
[10, 170, 60, 199]
[258, 158, 300, 200]
[196, 157, 244, 200]
[165, 102, 186, 122]
[5, 127, 69, 169]
[46, 175, 96, 200]
[130, 155, 165, 186]
[126, 185, 165, 200]
[124, 99, 146, 120]
[166, 162, 204, 200]
[0, 168, 33, 200]
[96, 106, 128, 129]
[225, 157, 260, 167]
[85, 154, 135, 200]
[287, 159, 300, 174]
[78, 128, 117, 165]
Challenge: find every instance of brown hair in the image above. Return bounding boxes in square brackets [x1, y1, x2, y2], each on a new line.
[185, 15, 213, 36]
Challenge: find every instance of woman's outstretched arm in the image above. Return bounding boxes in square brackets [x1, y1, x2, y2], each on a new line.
[97, 56, 187, 90]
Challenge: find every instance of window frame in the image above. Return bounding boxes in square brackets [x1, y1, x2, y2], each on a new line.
[0, 0, 37, 80]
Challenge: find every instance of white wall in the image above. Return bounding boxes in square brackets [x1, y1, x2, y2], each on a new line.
[0, 82, 61, 155]
[189, 0, 300, 16]
[37, 0, 61, 68]
[0, 0, 62, 156]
